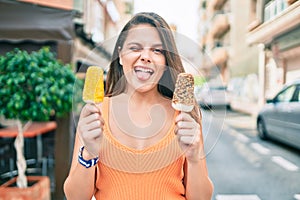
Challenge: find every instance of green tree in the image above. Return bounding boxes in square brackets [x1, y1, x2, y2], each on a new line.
[0, 47, 76, 188]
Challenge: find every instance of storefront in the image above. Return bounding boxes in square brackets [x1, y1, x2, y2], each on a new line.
[0, 1, 76, 198]
[272, 26, 300, 83]
[247, 0, 300, 104]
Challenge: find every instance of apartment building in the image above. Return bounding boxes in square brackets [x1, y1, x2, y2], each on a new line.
[247, 0, 300, 101]
[198, 0, 231, 84]
[73, 0, 133, 75]
[198, 0, 260, 114]
[199, 0, 300, 115]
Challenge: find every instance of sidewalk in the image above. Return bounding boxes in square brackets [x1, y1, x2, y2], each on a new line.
[230, 99, 260, 117]
[224, 110, 257, 135]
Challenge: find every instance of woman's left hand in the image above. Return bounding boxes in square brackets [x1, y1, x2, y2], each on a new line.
[175, 112, 203, 163]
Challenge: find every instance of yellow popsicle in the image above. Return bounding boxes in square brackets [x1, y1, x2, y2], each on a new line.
[82, 66, 104, 103]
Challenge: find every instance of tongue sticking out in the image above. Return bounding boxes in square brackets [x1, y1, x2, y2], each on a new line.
[136, 70, 152, 81]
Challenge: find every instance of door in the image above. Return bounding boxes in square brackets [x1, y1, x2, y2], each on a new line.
[268, 83, 300, 148]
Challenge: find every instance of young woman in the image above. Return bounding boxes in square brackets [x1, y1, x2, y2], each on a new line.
[64, 12, 213, 200]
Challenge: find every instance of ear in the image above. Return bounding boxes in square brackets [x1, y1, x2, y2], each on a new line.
[118, 46, 123, 65]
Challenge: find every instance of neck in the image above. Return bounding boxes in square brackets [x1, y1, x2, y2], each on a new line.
[122, 88, 166, 108]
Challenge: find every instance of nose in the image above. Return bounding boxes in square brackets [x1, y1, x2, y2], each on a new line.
[140, 49, 151, 63]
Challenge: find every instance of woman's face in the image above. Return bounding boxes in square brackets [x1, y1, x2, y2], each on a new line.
[119, 23, 166, 93]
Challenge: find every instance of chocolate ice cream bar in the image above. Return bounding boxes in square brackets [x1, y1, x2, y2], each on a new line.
[172, 73, 195, 112]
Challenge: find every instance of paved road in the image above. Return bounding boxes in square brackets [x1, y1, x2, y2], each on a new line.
[202, 108, 300, 200]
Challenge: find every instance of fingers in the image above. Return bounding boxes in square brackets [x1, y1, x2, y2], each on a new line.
[175, 112, 193, 123]
[77, 104, 104, 157]
[176, 128, 200, 145]
[179, 135, 200, 145]
[81, 103, 102, 118]
[82, 113, 104, 127]
[79, 103, 104, 129]
[78, 104, 104, 141]
[84, 118, 103, 131]
[176, 121, 195, 130]
[82, 128, 103, 141]
[174, 113, 200, 134]
[175, 112, 201, 145]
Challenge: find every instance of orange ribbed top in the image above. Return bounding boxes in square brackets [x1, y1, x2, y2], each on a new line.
[94, 97, 186, 200]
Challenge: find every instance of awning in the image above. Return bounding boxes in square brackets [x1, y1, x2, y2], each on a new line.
[0, 0, 75, 42]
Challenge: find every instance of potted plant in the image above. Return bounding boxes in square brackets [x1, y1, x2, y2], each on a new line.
[0, 47, 76, 199]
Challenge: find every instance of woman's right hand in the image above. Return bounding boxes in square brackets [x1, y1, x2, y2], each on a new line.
[77, 103, 104, 158]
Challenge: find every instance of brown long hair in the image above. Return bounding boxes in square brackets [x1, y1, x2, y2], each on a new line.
[105, 12, 201, 123]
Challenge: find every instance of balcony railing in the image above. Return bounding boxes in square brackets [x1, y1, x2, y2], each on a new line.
[264, 0, 288, 22]
[209, 14, 230, 38]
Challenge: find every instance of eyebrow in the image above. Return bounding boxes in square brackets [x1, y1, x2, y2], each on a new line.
[126, 42, 163, 47]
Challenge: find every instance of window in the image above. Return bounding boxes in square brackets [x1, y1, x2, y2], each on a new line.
[276, 85, 296, 102]
[295, 85, 300, 102]
[248, 0, 264, 30]
[264, 0, 287, 22]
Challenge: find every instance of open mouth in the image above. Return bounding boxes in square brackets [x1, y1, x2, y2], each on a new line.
[134, 66, 154, 81]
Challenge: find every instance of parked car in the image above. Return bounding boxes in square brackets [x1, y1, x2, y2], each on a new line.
[257, 79, 300, 150]
[195, 84, 231, 109]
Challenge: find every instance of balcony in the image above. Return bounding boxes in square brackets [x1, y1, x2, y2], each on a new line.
[211, 47, 228, 66]
[209, 14, 230, 39]
[264, 0, 288, 22]
[247, 0, 300, 44]
[207, 0, 228, 10]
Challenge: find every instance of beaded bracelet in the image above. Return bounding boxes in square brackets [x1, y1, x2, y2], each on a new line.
[78, 146, 99, 168]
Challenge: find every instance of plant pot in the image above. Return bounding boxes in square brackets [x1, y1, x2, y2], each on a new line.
[0, 176, 50, 200]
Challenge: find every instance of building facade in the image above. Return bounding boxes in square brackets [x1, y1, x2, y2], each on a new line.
[198, 0, 260, 115]
[198, 0, 231, 84]
[199, 0, 300, 115]
[247, 0, 300, 103]
[73, 0, 133, 76]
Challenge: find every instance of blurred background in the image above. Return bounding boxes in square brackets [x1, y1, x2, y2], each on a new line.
[0, 0, 299, 199]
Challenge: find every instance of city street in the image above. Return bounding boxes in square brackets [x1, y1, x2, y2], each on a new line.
[0, 0, 300, 199]
[203, 108, 300, 200]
